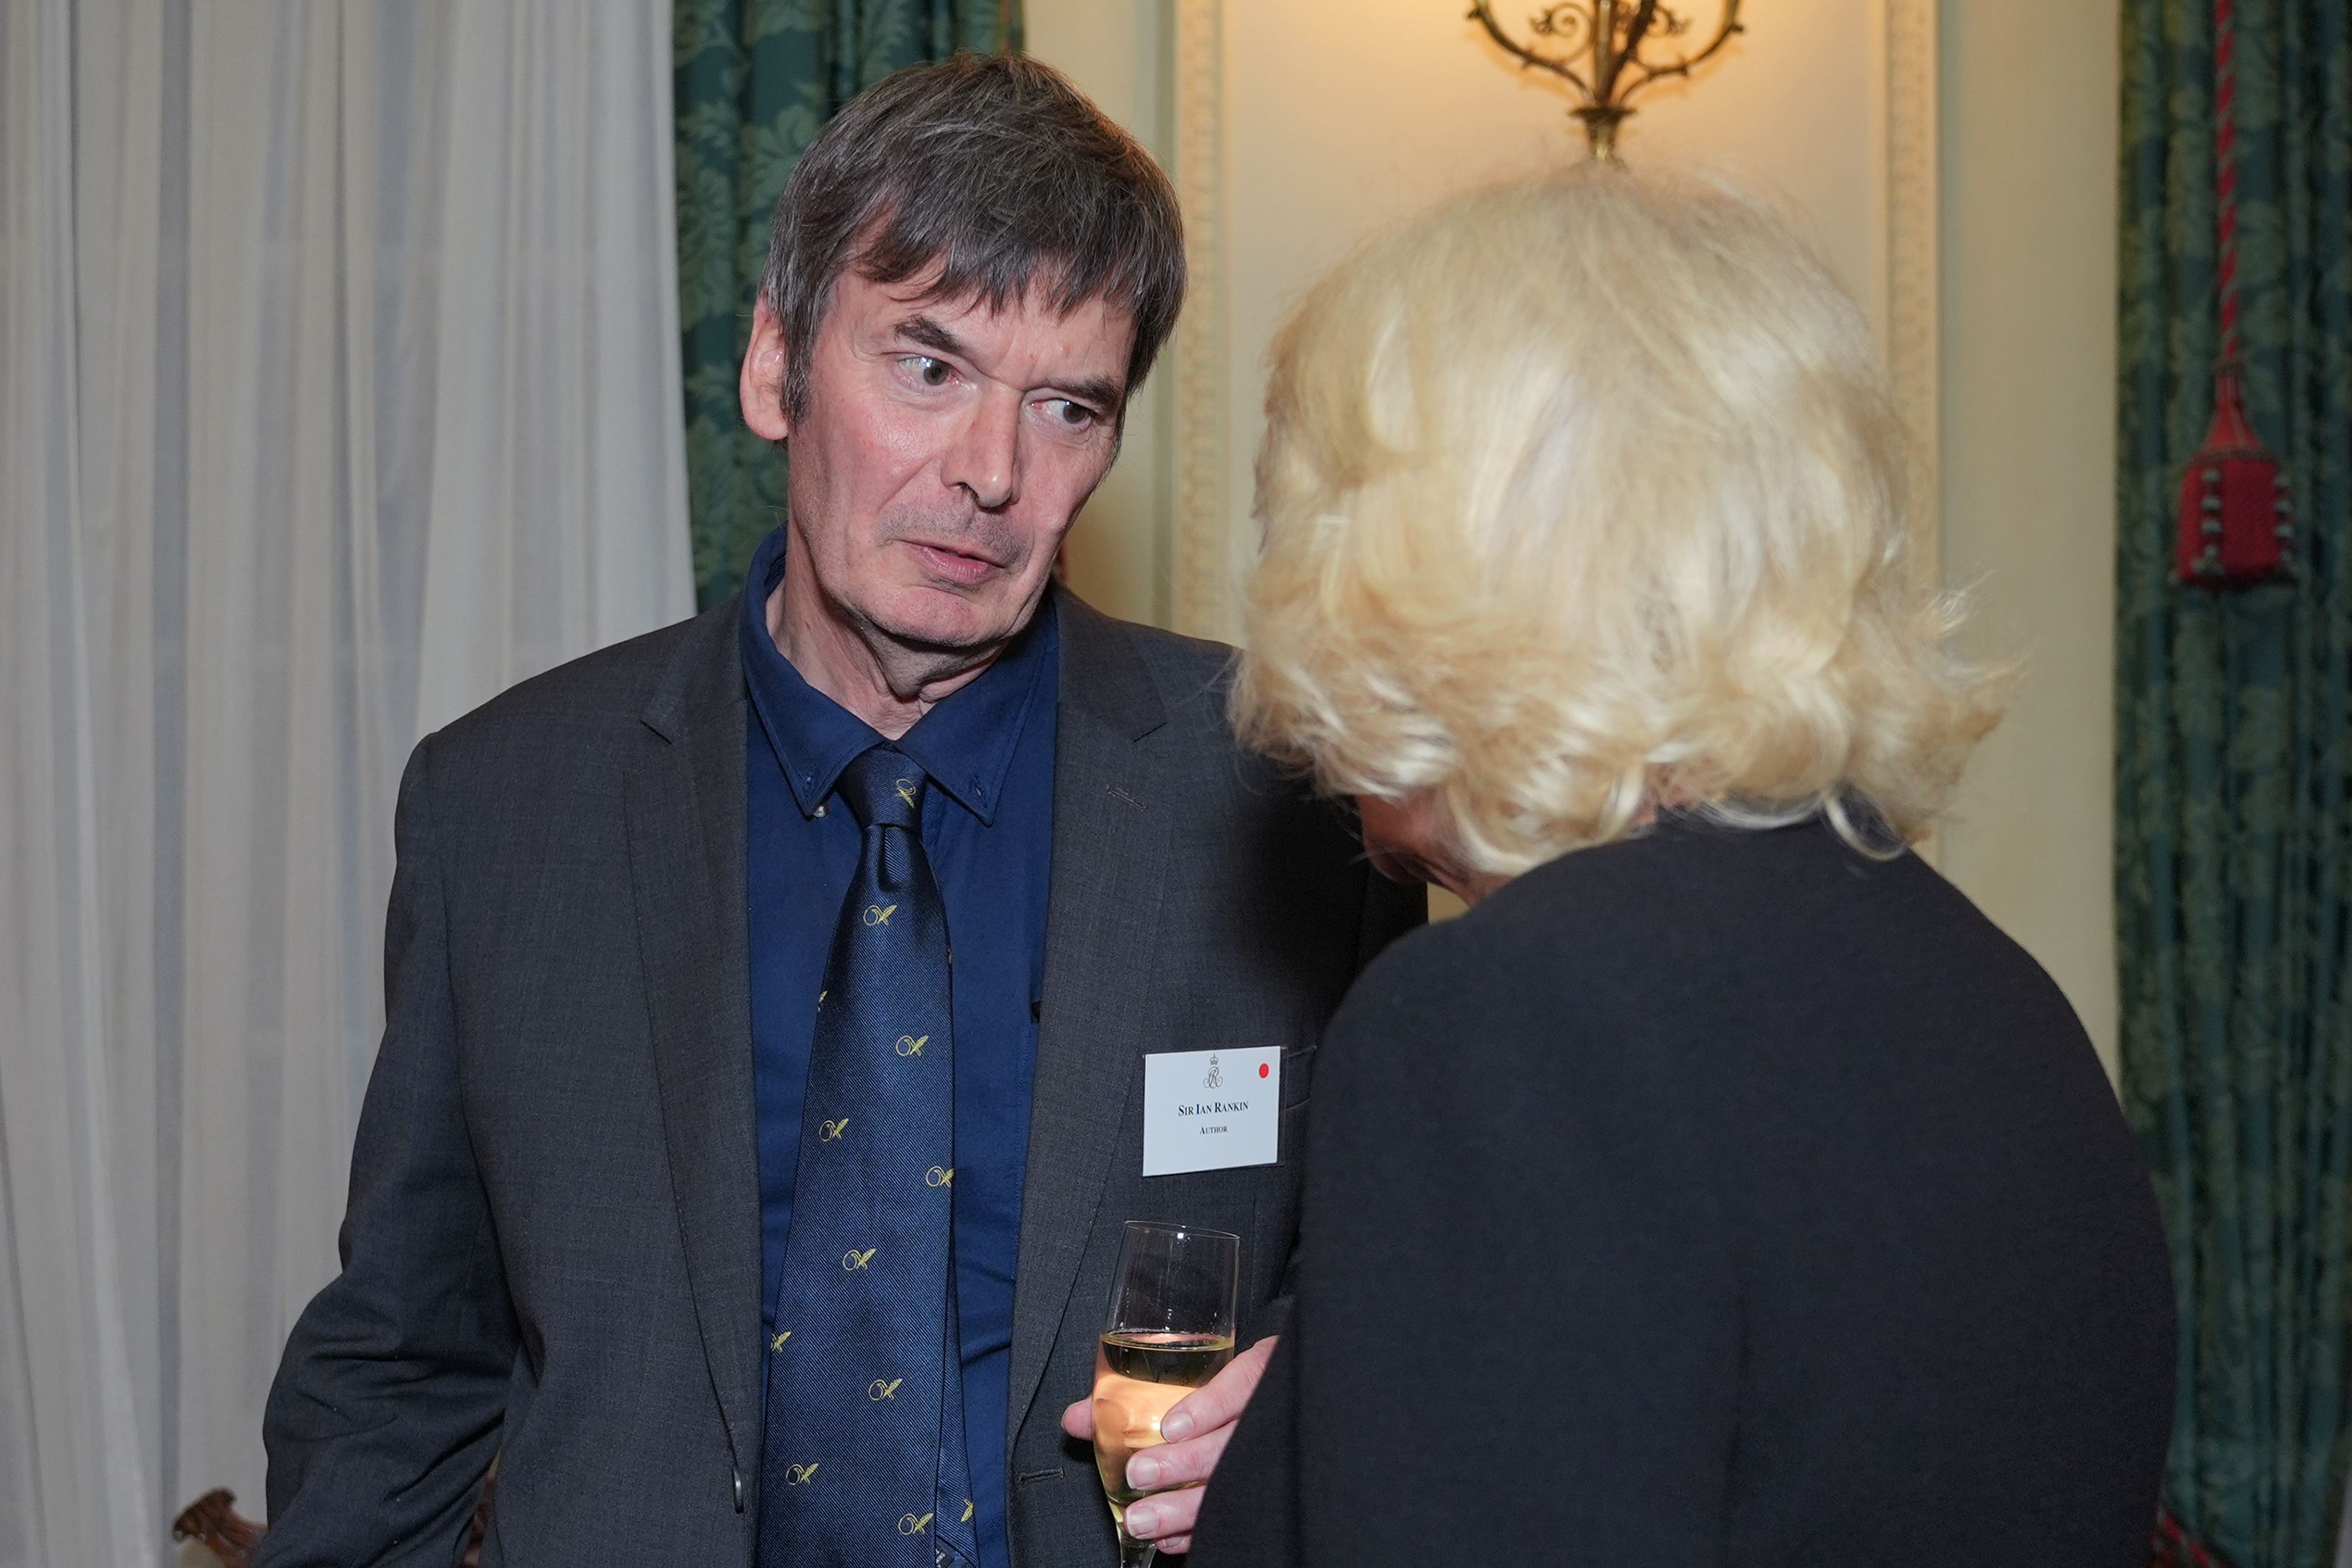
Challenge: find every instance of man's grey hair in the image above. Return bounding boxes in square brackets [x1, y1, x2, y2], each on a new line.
[759, 54, 1186, 426]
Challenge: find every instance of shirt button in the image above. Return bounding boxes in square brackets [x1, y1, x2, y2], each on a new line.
[813, 804, 826, 818]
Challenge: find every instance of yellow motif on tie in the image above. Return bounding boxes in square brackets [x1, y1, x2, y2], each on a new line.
[898, 1513, 934, 1536]
[784, 1463, 820, 1486]
[864, 903, 898, 927]
[925, 1166, 954, 1188]
[818, 1118, 850, 1142]
[842, 1246, 877, 1272]
[867, 1377, 903, 1402]
[770, 1331, 792, 1352]
[895, 1034, 929, 1057]
[962, 1500, 975, 1524]
[895, 778, 920, 811]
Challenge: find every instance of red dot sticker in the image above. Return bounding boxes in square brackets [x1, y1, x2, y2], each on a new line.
[1258, 1063, 1271, 1078]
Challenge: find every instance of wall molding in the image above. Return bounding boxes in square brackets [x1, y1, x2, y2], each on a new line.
[1881, 0, 1941, 565]
[1169, 0, 1231, 641]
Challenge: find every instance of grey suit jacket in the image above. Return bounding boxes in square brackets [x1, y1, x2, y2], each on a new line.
[256, 587, 1422, 1568]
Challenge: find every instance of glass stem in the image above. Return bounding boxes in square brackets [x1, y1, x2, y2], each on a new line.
[1118, 1532, 1157, 1568]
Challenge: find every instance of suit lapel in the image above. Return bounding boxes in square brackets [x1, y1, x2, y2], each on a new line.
[1007, 592, 1175, 1441]
[626, 604, 763, 1475]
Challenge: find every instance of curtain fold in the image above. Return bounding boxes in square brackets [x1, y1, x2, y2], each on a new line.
[2116, 4, 2352, 1568]
[673, 0, 1021, 610]
[0, 4, 693, 1562]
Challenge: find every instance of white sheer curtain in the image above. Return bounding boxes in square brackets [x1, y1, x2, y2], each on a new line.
[0, 2, 693, 1562]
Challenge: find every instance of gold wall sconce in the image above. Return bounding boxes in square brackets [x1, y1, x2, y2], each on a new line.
[1468, 1, 1746, 159]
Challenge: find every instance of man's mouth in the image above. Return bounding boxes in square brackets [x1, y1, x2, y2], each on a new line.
[906, 539, 1007, 586]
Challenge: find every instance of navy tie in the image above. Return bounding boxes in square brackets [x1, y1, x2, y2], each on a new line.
[760, 745, 977, 1568]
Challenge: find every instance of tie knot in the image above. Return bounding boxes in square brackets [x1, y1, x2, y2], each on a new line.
[836, 746, 925, 831]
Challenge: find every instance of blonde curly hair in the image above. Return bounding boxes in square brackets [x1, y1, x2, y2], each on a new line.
[1232, 165, 2007, 876]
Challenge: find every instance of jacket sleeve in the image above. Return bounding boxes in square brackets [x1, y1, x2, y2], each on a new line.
[257, 734, 516, 1567]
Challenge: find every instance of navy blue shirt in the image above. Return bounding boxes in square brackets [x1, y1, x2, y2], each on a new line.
[740, 528, 1055, 1568]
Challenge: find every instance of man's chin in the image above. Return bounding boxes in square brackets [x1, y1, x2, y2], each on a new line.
[865, 580, 1039, 657]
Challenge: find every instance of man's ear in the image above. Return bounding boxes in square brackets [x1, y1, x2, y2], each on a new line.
[739, 295, 791, 442]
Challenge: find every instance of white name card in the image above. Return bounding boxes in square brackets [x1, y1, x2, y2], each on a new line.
[1140, 1047, 1283, 1177]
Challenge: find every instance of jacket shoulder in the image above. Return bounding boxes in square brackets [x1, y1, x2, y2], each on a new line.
[1059, 584, 1231, 665]
[1116, 617, 1236, 689]
[438, 602, 728, 737]
[1052, 591, 1237, 737]
[419, 600, 734, 796]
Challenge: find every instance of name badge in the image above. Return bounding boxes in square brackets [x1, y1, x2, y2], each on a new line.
[1140, 1048, 1283, 1177]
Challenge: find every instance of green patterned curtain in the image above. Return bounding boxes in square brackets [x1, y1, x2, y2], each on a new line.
[2117, 4, 2352, 1567]
[675, 0, 1021, 610]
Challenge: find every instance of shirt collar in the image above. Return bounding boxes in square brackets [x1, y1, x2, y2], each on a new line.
[737, 526, 1057, 827]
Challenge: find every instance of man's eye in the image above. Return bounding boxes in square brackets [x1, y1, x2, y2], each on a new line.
[1043, 398, 1097, 429]
[908, 356, 952, 387]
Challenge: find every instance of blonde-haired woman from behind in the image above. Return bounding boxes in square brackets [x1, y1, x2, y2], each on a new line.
[1186, 166, 2174, 1568]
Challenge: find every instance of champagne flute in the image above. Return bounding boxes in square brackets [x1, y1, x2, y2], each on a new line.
[1092, 1221, 1239, 1567]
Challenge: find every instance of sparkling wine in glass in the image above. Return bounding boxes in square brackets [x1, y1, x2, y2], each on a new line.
[1092, 1221, 1239, 1568]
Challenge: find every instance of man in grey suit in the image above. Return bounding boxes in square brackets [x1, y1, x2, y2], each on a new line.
[257, 55, 1418, 1568]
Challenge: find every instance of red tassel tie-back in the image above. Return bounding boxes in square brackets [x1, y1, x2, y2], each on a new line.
[2176, 365, 2294, 586]
[2174, 0, 2294, 588]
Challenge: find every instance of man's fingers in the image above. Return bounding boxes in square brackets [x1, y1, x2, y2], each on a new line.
[1124, 1416, 1232, 1492]
[1157, 1334, 1277, 1443]
[1077, 1335, 1278, 1546]
[1121, 1483, 1203, 1543]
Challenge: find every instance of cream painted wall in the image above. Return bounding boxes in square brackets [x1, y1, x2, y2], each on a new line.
[1219, 0, 1887, 603]
[1935, 1, 2122, 1072]
[1028, 1, 2124, 1068]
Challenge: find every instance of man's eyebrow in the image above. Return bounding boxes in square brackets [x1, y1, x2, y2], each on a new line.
[895, 314, 973, 362]
[1055, 374, 1126, 413]
[893, 313, 1126, 413]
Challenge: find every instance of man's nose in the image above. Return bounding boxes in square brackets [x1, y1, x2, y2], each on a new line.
[943, 388, 1021, 511]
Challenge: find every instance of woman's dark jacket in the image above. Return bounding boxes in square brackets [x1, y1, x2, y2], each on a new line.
[1192, 814, 2175, 1568]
